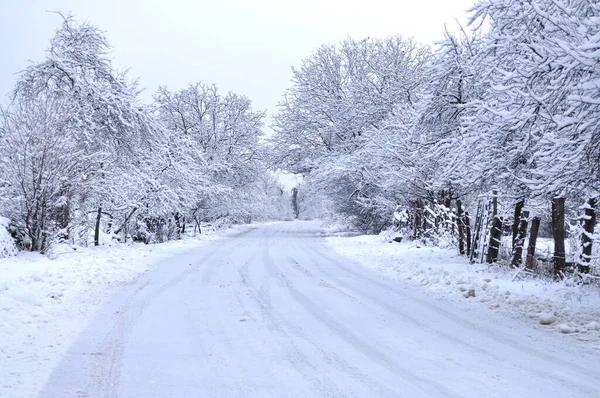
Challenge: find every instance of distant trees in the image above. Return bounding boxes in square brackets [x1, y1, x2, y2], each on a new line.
[270, 36, 430, 232]
[154, 83, 286, 226]
[0, 14, 289, 252]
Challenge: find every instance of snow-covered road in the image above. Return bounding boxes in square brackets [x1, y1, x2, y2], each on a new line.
[40, 221, 600, 397]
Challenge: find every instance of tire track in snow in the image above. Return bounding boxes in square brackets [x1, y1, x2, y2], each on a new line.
[82, 239, 247, 397]
[236, 256, 347, 398]
[304, 241, 600, 397]
[271, 251, 457, 397]
[41, 222, 600, 398]
[254, 243, 406, 398]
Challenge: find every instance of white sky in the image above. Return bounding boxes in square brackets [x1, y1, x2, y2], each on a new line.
[1, 0, 476, 124]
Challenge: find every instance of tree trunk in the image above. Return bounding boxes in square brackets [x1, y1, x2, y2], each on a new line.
[413, 199, 423, 239]
[511, 210, 529, 268]
[194, 216, 202, 235]
[444, 197, 451, 210]
[552, 197, 566, 275]
[485, 191, 501, 263]
[526, 217, 540, 270]
[94, 206, 102, 246]
[106, 214, 113, 234]
[114, 207, 138, 236]
[465, 211, 472, 257]
[174, 212, 181, 231]
[291, 187, 300, 219]
[486, 216, 503, 263]
[434, 202, 441, 234]
[174, 213, 183, 239]
[511, 199, 525, 251]
[579, 198, 597, 274]
[457, 199, 465, 255]
[171, 213, 182, 240]
[443, 197, 451, 235]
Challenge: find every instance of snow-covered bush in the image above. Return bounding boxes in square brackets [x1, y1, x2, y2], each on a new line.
[0, 217, 18, 258]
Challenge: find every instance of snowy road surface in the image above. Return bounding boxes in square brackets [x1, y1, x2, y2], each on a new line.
[40, 221, 600, 397]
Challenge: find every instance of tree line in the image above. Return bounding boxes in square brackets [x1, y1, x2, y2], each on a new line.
[0, 14, 291, 253]
[270, 0, 600, 277]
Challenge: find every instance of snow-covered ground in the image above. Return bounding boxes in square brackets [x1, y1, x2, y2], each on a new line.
[0, 224, 257, 398]
[5, 221, 600, 397]
[324, 232, 600, 347]
[39, 221, 600, 397]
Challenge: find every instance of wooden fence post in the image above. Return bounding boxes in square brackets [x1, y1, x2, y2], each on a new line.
[486, 216, 503, 263]
[486, 190, 502, 263]
[579, 198, 597, 274]
[465, 211, 472, 257]
[470, 202, 483, 263]
[457, 199, 465, 255]
[526, 217, 540, 270]
[552, 197, 566, 275]
[511, 210, 529, 267]
[512, 200, 525, 251]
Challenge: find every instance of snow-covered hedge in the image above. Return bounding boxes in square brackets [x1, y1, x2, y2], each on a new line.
[0, 217, 18, 258]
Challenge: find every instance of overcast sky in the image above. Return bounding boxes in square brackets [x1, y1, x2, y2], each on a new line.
[1, 0, 476, 126]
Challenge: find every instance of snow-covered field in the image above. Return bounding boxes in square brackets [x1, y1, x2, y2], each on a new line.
[325, 232, 600, 347]
[0, 224, 257, 398]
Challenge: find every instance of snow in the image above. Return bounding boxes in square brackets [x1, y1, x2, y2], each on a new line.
[38, 221, 600, 397]
[324, 232, 600, 345]
[539, 313, 558, 325]
[5, 221, 600, 397]
[587, 321, 600, 331]
[558, 324, 577, 334]
[274, 169, 303, 191]
[0, 224, 257, 398]
[0, 217, 17, 259]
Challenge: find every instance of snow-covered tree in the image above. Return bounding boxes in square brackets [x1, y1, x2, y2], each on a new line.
[270, 36, 430, 174]
[0, 95, 97, 251]
[5, 14, 163, 247]
[0, 14, 290, 251]
[154, 83, 288, 227]
[270, 36, 430, 230]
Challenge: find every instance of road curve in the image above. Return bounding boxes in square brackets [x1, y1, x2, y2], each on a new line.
[40, 221, 600, 397]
